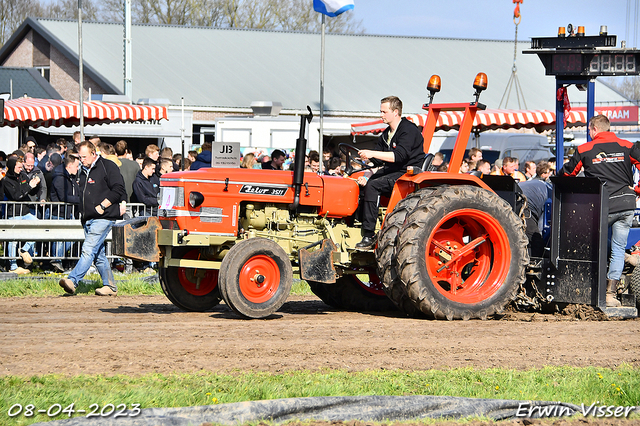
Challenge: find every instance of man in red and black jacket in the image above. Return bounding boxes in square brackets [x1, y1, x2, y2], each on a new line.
[561, 115, 640, 307]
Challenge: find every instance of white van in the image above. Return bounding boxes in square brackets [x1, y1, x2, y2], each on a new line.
[438, 132, 553, 165]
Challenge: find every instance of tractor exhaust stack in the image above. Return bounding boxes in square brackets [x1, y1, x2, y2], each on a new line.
[290, 106, 313, 211]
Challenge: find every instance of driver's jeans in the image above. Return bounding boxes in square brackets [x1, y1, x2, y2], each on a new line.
[607, 210, 634, 281]
[361, 171, 405, 237]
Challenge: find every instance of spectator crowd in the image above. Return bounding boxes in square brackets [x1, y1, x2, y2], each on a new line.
[0, 133, 556, 278]
[0, 133, 181, 275]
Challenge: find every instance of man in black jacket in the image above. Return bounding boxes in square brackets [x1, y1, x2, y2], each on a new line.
[261, 149, 286, 170]
[132, 157, 160, 215]
[2, 156, 39, 274]
[355, 96, 425, 249]
[561, 115, 640, 307]
[59, 142, 126, 296]
[49, 155, 81, 273]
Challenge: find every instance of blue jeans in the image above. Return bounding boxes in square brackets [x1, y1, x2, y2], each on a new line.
[607, 210, 634, 280]
[8, 213, 37, 271]
[50, 216, 71, 261]
[68, 219, 116, 290]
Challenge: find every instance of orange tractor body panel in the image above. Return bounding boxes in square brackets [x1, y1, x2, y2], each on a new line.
[385, 172, 491, 215]
[159, 168, 359, 235]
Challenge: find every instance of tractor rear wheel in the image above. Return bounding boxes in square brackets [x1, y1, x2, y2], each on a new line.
[308, 271, 397, 312]
[375, 189, 433, 316]
[629, 265, 640, 309]
[219, 238, 293, 319]
[159, 247, 221, 311]
[396, 185, 528, 320]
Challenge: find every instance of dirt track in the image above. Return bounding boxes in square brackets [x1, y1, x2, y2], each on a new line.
[1, 294, 639, 377]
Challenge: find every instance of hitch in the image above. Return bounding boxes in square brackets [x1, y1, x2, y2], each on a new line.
[112, 216, 161, 262]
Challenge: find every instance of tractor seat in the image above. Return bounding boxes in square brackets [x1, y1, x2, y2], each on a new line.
[421, 153, 436, 172]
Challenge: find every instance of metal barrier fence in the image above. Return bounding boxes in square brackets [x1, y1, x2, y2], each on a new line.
[0, 201, 154, 262]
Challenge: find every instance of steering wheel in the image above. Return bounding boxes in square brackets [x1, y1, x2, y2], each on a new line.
[339, 143, 370, 176]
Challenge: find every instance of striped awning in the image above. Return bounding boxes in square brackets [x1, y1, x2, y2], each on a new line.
[1, 97, 168, 128]
[351, 109, 589, 135]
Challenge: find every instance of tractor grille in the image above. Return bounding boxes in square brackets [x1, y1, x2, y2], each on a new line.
[200, 207, 223, 223]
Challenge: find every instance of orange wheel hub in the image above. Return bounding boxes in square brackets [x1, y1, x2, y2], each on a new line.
[238, 255, 280, 303]
[425, 208, 510, 304]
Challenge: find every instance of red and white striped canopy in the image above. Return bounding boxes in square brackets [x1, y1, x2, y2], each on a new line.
[2, 97, 168, 128]
[351, 109, 589, 135]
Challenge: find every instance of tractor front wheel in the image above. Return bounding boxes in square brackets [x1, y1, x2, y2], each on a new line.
[219, 238, 293, 319]
[396, 185, 528, 320]
[159, 247, 221, 311]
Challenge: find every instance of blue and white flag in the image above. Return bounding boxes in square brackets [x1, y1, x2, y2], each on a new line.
[313, 0, 354, 17]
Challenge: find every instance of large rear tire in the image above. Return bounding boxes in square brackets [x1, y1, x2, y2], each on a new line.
[396, 185, 528, 320]
[308, 271, 397, 312]
[219, 238, 293, 319]
[159, 247, 221, 311]
[375, 189, 433, 316]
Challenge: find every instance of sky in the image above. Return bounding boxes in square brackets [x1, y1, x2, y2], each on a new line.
[351, 0, 639, 47]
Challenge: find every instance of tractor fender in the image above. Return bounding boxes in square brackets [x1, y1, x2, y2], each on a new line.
[386, 172, 492, 217]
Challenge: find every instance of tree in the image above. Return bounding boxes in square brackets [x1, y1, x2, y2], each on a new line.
[0, 0, 45, 45]
[91, 0, 361, 32]
[0, 0, 362, 48]
[42, 0, 101, 21]
[0, 0, 101, 46]
[607, 76, 640, 103]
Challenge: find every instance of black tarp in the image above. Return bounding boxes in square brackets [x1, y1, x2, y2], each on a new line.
[33, 395, 581, 426]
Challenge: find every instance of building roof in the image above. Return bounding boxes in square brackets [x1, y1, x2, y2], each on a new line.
[0, 66, 61, 99]
[0, 18, 632, 115]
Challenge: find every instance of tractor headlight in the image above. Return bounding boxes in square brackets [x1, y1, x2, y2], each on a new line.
[189, 191, 204, 208]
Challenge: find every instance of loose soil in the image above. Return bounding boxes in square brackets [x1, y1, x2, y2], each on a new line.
[1, 294, 638, 377]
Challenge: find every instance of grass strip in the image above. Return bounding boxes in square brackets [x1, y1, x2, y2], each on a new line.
[1, 366, 638, 425]
[0, 274, 312, 297]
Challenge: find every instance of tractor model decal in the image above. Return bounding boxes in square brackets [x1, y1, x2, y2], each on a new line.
[240, 185, 288, 196]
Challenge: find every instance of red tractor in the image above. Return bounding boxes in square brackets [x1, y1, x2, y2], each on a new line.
[114, 73, 530, 320]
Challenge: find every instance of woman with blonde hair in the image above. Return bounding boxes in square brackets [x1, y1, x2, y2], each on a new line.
[241, 152, 257, 169]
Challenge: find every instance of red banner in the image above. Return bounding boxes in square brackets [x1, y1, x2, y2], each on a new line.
[574, 106, 639, 125]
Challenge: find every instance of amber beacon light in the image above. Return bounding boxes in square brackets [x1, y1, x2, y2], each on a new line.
[426, 74, 441, 105]
[472, 72, 488, 104]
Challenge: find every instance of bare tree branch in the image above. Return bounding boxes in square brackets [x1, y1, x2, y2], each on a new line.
[0, 0, 363, 47]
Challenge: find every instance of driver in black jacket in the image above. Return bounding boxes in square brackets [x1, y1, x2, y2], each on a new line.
[355, 96, 425, 249]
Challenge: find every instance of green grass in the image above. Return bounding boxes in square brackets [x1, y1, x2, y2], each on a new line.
[1, 367, 638, 425]
[0, 271, 313, 297]
[1, 275, 637, 425]
[0, 272, 164, 297]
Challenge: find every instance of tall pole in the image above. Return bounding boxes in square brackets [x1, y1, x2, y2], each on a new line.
[319, 14, 325, 173]
[78, 0, 84, 141]
[124, 0, 132, 100]
[181, 97, 185, 170]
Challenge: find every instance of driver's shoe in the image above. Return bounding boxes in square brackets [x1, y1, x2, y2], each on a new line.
[606, 279, 622, 307]
[355, 235, 376, 250]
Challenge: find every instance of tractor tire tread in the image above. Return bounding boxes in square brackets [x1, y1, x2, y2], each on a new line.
[396, 185, 528, 320]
